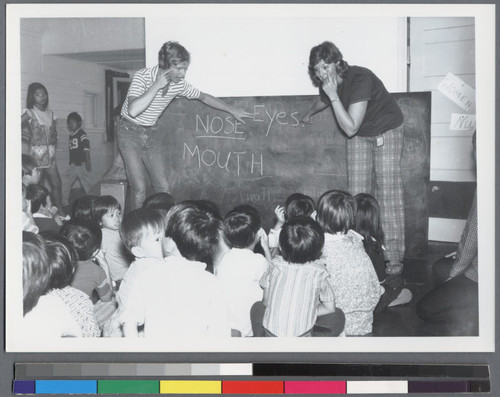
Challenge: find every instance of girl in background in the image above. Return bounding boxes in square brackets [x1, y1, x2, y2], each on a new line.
[22, 82, 64, 215]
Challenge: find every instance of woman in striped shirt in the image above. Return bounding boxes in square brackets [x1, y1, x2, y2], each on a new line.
[118, 41, 252, 209]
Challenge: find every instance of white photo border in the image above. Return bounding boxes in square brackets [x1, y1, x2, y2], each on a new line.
[5, 3, 495, 352]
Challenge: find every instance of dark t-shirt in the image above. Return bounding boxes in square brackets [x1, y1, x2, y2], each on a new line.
[69, 128, 89, 165]
[324, 65, 404, 137]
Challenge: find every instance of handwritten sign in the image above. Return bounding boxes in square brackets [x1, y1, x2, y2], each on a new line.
[437, 72, 476, 112]
[449, 113, 476, 131]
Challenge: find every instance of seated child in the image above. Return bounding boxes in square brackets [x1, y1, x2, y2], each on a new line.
[26, 184, 63, 232]
[117, 208, 166, 308]
[251, 218, 345, 337]
[317, 190, 383, 336]
[22, 232, 81, 338]
[268, 193, 316, 256]
[22, 153, 41, 186]
[216, 204, 270, 337]
[93, 195, 131, 284]
[60, 221, 113, 304]
[42, 232, 100, 337]
[354, 193, 412, 311]
[71, 195, 98, 223]
[120, 203, 230, 338]
[22, 184, 38, 233]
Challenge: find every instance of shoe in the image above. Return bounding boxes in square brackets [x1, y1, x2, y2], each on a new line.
[388, 288, 412, 307]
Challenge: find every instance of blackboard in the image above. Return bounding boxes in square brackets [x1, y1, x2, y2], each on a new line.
[158, 92, 431, 258]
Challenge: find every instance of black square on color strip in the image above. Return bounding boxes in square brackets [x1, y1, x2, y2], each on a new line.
[470, 380, 491, 392]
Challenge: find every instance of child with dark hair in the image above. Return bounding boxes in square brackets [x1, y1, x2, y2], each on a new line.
[63, 111, 92, 206]
[317, 190, 383, 336]
[181, 199, 229, 272]
[251, 218, 345, 337]
[71, 195, 98, 223]
[268, 193, 317, 255]
[22, 232, 81, 337]
[26, 184, 62, 232]
[22, 153, 41, 186]
[60, 221, 113, 304]
[41, 232, 100, 337]
[216, 205, 270, 336]
[93, 195, 131, 283]
[142, 192, 175, 216]
[354, 193, 412, 311]
[121, 204, 229, 337]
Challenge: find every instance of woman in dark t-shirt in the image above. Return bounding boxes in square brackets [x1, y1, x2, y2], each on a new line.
[301, 41, 405, 275]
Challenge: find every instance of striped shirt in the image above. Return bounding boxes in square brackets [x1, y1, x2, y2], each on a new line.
[121, 64, 201, 126]
[260, 257, 334, 337]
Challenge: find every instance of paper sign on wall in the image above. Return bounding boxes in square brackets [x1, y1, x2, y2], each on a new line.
[449, 113, 476, 131]
[437, 72, 476, 112]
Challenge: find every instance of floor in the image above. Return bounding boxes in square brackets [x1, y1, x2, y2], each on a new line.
[371, 241, 478, 337]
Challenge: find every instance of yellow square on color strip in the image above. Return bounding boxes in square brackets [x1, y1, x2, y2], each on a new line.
[160, 381, 221, 394]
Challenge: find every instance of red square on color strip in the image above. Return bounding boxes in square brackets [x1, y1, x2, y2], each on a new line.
[223, 381, 284, 394]
[285, 381, 346, 394]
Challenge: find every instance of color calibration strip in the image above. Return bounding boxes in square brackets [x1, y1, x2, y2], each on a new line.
[13, 379, 491, 394]
[15, 363, 489, 378]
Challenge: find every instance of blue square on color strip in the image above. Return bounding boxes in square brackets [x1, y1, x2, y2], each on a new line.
[36, 380, 97, 394]
[13, 380, 35, 394]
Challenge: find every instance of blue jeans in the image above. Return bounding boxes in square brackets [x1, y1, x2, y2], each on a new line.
[117, 118, 170, 209]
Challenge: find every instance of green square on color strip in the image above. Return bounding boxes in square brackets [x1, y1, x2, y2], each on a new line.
[98, 380, 159, 394]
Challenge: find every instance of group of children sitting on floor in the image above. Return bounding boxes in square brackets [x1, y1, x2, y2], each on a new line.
[21, 152, 412, 338]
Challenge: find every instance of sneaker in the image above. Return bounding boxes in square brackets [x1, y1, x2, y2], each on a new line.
[388, 288, 413, 307]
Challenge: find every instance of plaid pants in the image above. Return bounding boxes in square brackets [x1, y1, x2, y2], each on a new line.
[347, 128, 405, 264]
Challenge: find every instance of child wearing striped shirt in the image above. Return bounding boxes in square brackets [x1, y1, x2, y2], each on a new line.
[251, 218, 345, 337]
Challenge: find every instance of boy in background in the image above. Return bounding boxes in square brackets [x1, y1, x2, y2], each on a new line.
[63, 112, 92, 207]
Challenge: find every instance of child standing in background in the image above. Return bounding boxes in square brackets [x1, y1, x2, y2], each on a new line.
[354, 193, 412, 311]
[216, 205, 270, 337]
[21, 82, 64, 215]
[121, 204, 230, 338]
[252, 218, 345, 337]
[317, 190, 383, 336]
[63, 112, 92, 206]
[93, 195, 131, 285]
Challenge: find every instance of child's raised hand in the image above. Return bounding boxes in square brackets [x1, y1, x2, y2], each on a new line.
[274, 205, 285, 225]
[155, 68, 172, 89]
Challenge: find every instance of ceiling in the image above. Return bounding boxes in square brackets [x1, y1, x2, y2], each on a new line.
[54, 48, 145, 71]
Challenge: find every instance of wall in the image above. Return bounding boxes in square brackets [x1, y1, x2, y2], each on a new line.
[145, 15, 407, 96]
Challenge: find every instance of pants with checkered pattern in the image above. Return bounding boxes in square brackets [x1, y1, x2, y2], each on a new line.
[347, 128, 405, 265]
